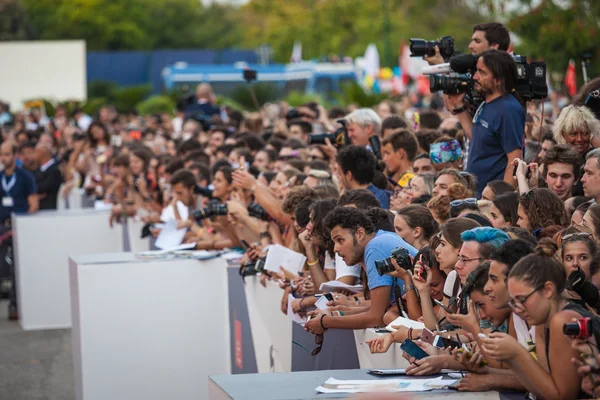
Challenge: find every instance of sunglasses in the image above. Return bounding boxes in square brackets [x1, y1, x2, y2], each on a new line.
[450, 198, 477, 208]
[562, 232, 592, 241]
[292, 333, 324, 356]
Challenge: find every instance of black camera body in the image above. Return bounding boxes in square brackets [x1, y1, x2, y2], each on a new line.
[375, 247, 412, 276]
[239, 257, 266, 279]
[247, 202, 270, 221]
[193, 200, 272, 222]
[308, 119, 349, 148]
[410, 36, 455, 61]
[193, 200, 228, 221]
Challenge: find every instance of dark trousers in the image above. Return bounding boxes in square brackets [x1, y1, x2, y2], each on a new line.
[0, 224, 15, 307]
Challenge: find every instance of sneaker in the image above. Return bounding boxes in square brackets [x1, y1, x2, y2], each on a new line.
[8, 304, 18, 321]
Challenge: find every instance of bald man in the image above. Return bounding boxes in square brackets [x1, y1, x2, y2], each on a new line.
[34, 143, 63, 210]
[184, 83, 220, 120]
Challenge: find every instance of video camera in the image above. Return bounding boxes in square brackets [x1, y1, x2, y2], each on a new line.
[409, 36, 455, 61]
[423, 53, 548, 101]
[308, 119, 349, 148]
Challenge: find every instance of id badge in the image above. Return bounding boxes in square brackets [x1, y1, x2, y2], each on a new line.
[2, 197, 14, 207]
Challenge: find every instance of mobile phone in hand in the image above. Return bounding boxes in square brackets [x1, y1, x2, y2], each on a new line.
[400, 339, 429, 360]
[433, 299, 453, 314]
[433, 335, 460, 349]
[421, 328, 436, 345]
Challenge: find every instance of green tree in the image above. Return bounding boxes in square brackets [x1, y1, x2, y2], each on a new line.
[0, 0, 35, 40]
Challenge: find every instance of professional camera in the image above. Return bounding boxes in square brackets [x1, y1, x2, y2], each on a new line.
[425, 53, 548, 101]
[375, 247, 412, 276]
[308, 119, 349, 147]
[430, 74, 472, 95]
[410, 36, 455, 61]
[239, 257, 266, 279]
[247, 202, 270, 221]
[192, 200, 228, 221]
[564, 317, 593, 339]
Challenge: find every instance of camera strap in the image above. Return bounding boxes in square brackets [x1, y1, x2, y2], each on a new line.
[393, 282, 408, 319]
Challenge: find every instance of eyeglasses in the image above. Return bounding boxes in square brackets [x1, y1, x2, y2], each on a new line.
[561, 232, 592, 241]
[450, 198, 477, 208]
[508, 284, 545, 311]
[457, 256, 482, 265]
[292, 333, 324, 356]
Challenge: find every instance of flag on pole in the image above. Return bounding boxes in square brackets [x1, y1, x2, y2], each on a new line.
[565, 59, 577, 96]
[291, 41, 302, 63]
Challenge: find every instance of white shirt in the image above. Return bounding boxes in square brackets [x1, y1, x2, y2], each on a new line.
[40, 158, 55, 172]
[323, 252, 362, 280]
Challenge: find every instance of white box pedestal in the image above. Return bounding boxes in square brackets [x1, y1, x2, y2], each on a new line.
[13, 209, 124, 330]
[70, 253, 230, 400]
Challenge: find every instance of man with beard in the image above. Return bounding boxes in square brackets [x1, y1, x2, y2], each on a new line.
[446, 50, 525, 196]
[304, 207, 417, 334]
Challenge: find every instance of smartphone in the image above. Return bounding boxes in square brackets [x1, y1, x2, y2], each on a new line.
[324, 293, 334, 302]
[433, 299, 454, 314]
[374, 328, 391, 334]
[240, 240, 250, 250]
[512, 164, 531, 180]
[400, 339, 429, 360]
[421, 328, 436, 345]
[433, 335, 460, 350]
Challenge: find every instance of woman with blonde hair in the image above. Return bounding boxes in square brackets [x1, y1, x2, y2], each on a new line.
[552, 105, 600, 156]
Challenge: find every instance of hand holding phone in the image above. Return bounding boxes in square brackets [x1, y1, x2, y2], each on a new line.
[434, 299, 454, 314]
[400, 339, 429, 360]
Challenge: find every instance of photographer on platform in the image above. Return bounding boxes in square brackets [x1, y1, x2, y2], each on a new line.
[446, 50, 525, 196]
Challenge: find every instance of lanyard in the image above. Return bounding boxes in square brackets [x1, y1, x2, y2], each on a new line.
[2, 174, 16, 195]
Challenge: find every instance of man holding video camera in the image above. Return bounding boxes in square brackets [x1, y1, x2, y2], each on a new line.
[447, 50, 525, 196]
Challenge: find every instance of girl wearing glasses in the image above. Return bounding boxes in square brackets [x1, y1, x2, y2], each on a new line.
[482, 240, 589, 400]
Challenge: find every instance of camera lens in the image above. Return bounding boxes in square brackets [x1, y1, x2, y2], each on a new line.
[430, 74, 470, 95]
[409, 39, 436, 58]
[563, 322, 582, 337]
[375, 258, 395, 276]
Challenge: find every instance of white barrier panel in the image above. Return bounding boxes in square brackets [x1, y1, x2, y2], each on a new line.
[70, 253, 230, 400]
[354, 329, 410, 369]
[13, 209, 124, 330]
[244, 277, 292, 372]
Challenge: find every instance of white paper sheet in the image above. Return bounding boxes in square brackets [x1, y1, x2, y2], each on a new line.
[154, 219, 188, 250]
[385, 316, 425, 332]
[314, 296, 330, 311]
[287, 294, 307, 325]
[315, 376, 447, 393]
[264, 244, 307, 275]
[94, 200, 113, 211]
[319, 281, 363, 294]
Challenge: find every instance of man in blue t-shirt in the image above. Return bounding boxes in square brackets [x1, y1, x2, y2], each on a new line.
[304, 207, 417, 334]
[445, 50, 525, 197]
[0, 141, 38, 320]
[335, 145, 390, 209]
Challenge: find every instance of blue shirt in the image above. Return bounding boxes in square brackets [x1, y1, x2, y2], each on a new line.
[466, 94, 525, 197]
[367, 184, 390, 209]
[364, 230, 418, 302]
[0, 167, 37, 222]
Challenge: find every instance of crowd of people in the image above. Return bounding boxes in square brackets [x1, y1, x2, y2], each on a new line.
[2, 21, 600, 398]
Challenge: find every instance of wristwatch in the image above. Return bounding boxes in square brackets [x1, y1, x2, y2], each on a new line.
[403, 284, 416, 293]
[452, 103, 468, 115]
